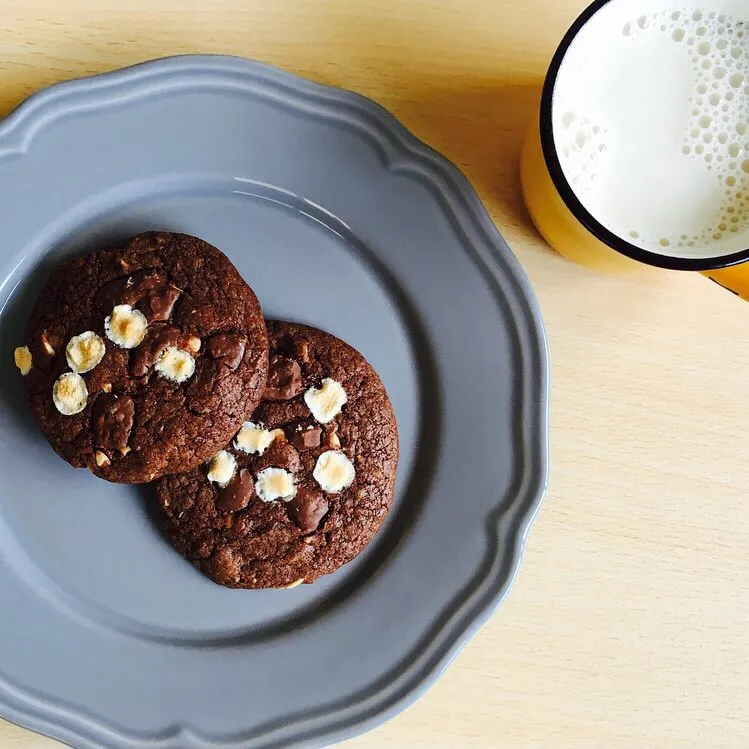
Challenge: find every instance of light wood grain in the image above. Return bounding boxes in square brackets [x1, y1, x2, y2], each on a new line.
[2, 1, 748, 747]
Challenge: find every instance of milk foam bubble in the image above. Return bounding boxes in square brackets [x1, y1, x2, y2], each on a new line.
[553, 0, 749, 258]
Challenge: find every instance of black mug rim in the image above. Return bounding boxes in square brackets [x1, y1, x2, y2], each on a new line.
[539, 0, 749, 272]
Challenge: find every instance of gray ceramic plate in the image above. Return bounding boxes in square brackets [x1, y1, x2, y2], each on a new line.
[0, 56, 548, 749]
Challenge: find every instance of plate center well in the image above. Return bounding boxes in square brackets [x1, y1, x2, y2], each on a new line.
[0, 180, 420, 642]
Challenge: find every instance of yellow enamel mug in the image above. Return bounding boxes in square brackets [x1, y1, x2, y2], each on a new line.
[520, 0, 749, 298]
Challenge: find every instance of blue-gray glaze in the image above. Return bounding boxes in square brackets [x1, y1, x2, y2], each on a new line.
[0, 55, 549, 749]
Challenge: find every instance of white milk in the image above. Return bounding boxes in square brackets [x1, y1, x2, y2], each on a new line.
[552, 0, 749, 258]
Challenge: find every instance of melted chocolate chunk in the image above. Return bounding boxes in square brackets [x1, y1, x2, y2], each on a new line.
[208, 333, 247, 371]
[96, 277, 129, 311]
[264, 355, 302, 400]
[93, 393, 135, 451]
[289, 424, 322, 451]
[130, 323, 182, 377]
[287, 487, 329, 533]
[128, 273, 181, 323]
[216, 469, 254, 512]
[97, 271, 181, 323]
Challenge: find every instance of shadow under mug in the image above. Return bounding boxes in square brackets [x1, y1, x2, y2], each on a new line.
[520, 0, 749, 300]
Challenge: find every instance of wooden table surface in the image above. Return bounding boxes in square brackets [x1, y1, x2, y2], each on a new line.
[2, 1, 748, 747]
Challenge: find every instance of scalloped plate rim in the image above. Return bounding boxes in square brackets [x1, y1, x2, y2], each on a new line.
[0, 54, 550, 749]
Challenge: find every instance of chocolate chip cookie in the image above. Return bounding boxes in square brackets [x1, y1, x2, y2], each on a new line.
[156, 321, 399, 588]
[16, 232, 269, 483]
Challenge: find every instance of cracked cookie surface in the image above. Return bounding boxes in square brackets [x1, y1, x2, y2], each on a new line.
[20, 231, 268, 483]
[156, 321, 399, 588]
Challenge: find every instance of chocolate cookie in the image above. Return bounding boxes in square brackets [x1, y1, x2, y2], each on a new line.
[16, 232, 269, 483]
[156, 321, 399, 588]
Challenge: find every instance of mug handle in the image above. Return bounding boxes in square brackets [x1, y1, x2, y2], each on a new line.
[703, 266, 749, 300]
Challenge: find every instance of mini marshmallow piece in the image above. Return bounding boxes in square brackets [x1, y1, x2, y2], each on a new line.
[313, 450, 355, 493]
[52, 372, 88, 416]
[14, 346, 32, 375]
[304, 378, 347, 424]
[255, 467, 297, 502]
[234, 422, 275, 455]
[155, 346, 195, 383]
[66, 331, 106, 373]
[104, 304, 148, 349]
[207, 450, 236, 486]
